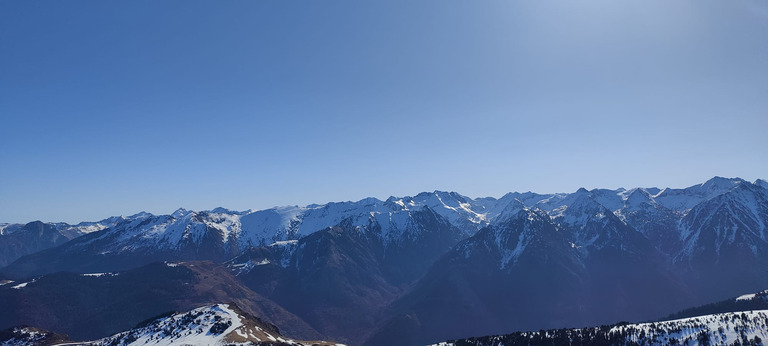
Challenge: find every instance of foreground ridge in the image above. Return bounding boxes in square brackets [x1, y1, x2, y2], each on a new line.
[434, 310, 768, 346]
[26, 303, 344, 346]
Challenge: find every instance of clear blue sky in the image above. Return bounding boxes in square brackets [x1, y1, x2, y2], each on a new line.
[2, 0, 766, 223]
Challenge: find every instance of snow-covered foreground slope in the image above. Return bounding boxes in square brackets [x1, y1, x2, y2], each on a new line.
[0, 326, 70, 345]
[434, 310, 768, 345]
[70, 303, 343, 346]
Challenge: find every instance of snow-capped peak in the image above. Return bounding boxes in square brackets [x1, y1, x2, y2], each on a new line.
[548, 190, 609, 227]
[624, 188, 655, 209]
[653, 177, 746, 213]
[494, 207, 554, 268]
[127, 211, 154, 219]
[171, 208, 191, 218]
[700, 176, 745, 191]
[10, 177, 765, 272]
[86, 303, 343, 346]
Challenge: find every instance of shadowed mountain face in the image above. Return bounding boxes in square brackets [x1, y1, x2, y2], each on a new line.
[0, 222, 87, 268]
[365, 207, 586, 346]
[229, 207, 468, 345]
[0, 216, 131, 268]
[673, 183, 768, 302]
[365, 206, 687, 345]
[618, 188, 682, 256]
[1, 177, 767, 346]
[0, 261, 322, 342]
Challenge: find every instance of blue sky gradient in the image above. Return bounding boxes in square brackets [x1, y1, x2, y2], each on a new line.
[2, 0, 767, 223]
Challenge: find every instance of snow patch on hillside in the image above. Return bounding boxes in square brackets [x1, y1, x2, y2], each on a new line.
[11, 279, 35, 289]
[81, 273, 119, 277]
[433, 310, 768, 346]
[82, 304, 344, 346]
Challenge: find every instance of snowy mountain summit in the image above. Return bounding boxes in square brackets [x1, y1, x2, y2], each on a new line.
[82, 303, 343, 346]
[63, 178, 768, 247]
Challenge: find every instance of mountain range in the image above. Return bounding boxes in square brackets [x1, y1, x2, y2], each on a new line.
[2, 176, 767, 345]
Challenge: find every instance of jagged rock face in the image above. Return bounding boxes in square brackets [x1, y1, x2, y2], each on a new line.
[619, 189, 682, 255]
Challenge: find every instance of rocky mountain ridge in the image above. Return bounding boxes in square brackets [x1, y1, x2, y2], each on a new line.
[5, 177, 765, 276]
